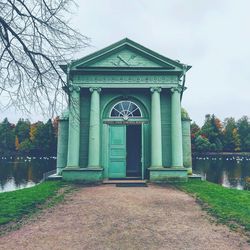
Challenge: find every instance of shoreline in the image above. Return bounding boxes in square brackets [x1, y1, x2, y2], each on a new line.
[193, 152, 250, 156]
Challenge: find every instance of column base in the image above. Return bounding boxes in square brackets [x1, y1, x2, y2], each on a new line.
[148, 167, 188, 182]
[62, 167, 103, 183]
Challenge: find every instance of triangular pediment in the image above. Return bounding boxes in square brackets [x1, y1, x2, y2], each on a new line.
[87, 48, 168, 68]
[62, 38, 191, 72]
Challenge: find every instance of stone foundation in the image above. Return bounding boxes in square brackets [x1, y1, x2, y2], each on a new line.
[148, 167, 188, 182]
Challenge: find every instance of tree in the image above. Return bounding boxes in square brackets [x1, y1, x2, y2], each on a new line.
[15, 119, 30, 143]
[199, 114, 223, 151]
[237, 116, 250, 151]
[0, 118, 15, 153]
[223, 117, 241, 152]
[0, 0, 89, 116]
[43, 119, 57, 155]
[190, 122, 200, 151]
[18, 138, 32, 154]
[29, 121, 44, 155]
[194, 135, 211, 152]
[15, 135, 19, 150]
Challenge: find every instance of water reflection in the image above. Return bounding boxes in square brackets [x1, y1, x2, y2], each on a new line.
[0, 157, 56, 192]
[193, 155, 250, 190]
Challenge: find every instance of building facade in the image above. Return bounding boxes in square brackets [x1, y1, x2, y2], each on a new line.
[56, 38, 192, 182]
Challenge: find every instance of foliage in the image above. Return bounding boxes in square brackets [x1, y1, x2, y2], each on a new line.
[181, 108, 190, 120]
[0, 118, 58, 156]
[0, 118, 15, 154]
[18, 139, 32, 154]
[194, 135, 211, 152]
[191, 122, 200, 151]
[15, 119, 30, 143]
[192, 114, 250, 153]
[237, 116, 250, 151]
[0, 181, 65, 225]
[223, 118, 241, 152]
[176, 180, 250, 232]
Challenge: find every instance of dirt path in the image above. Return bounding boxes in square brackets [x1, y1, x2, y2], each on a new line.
[0, 184, 249, 250]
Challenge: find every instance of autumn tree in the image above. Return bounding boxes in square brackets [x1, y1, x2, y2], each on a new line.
[0, 0, 89, 116]
[15, 119, 30, 143]
[199, 114, 223, 151]
[190, 122, 200, 151]
[15, 135, 19, 150]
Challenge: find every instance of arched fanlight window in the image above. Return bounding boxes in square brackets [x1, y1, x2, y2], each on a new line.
[110, 101, 142, 120]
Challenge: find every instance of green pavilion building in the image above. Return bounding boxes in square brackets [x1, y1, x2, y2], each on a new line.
[56, 38, 192, 182]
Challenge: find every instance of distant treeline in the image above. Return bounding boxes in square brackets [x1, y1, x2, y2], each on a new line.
[0, 118, 58, 156]
[1, 114, 250, 156]
[192, 114, 250, 152]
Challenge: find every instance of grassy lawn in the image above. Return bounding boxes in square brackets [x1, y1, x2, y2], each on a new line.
[175, 180, 250, 232]
[0, 181, 66, 225]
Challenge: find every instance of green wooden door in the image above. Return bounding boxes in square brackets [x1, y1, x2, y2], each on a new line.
[108, 125, 126, 178]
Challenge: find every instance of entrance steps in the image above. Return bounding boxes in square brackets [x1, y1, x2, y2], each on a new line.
[103, 179, 147, 184]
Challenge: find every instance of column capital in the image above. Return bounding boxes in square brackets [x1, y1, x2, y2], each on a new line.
[89, 87, 102, 93]
[171, 87, 182, 94]
[150, 87, 162, 93]
[68, 84, 80, 93]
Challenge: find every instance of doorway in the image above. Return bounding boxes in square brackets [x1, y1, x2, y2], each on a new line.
[108, 124, 142, 179]
[126, 125, 141, 177]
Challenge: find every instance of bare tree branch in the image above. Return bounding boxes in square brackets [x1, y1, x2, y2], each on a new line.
[0, 0, 89, 117]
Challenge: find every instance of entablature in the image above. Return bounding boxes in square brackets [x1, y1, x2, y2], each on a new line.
[72, 74, 179, 87]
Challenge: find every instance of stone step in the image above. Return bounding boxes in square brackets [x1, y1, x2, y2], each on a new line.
[103, 179, 147, 184]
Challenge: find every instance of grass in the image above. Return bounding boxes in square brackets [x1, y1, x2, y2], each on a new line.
[0, 181, 67, 225]
[175, 180, 250, 232]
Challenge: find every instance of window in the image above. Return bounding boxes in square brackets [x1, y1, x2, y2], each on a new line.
[110, 101, 142, 120]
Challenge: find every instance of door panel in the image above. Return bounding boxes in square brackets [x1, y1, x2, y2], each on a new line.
[108, 125, 126, 178]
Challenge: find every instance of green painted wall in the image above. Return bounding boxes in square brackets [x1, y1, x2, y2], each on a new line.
[161, 89, 172, 166]
[79, 89, 90, 167]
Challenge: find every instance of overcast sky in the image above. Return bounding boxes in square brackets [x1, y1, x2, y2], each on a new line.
[2, 0, 250, 126]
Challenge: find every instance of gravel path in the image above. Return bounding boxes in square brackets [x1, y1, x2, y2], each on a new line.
[0, 184, 249, 250]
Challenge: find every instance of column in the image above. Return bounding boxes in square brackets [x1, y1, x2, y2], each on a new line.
[150, 87, 163, 167]
[67, 85, 80, 167]
[171, 87, 183, 167]
[88, 88, 101, 168]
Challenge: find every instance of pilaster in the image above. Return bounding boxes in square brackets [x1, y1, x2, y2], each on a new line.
[67, 84, 80, 167]
[56, 112, 69, 174]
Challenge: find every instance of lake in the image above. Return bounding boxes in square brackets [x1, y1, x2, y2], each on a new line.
[193, 155, 250, 190]
[0, 156, 56, 192]
[0, 155, 250, 192]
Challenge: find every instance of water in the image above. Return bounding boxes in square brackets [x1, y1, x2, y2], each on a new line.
[0, 156, 56, 193]
[193, 155, 250, 190]
[1, 155, 250, 192]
